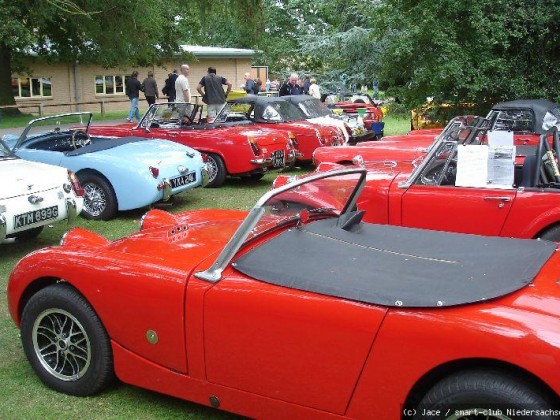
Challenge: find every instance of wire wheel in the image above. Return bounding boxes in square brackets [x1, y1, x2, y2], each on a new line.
[32, 308, 92, 381]
[204, 153, 226, 187]
[83, 182, 107, 218]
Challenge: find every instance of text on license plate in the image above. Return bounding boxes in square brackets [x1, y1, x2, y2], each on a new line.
[14, 205, 59, 229]
[271, 150, 285, 168]
[170, 172, 196, 188]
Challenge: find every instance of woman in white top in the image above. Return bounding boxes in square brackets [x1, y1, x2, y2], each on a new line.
[308, 78, 321, 99]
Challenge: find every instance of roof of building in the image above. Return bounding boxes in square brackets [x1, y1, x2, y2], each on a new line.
[181, 45, 257, 59]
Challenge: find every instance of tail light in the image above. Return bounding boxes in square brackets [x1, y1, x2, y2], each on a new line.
[315, 129, 326, 145]
[67, 170, 84, 196]
[149, 166, 159, 178]
[248, 136, 260, 156]
[288, 131, 299, 148]
[201, 153, 209, 163]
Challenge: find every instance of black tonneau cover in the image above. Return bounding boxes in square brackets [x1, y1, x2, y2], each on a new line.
[66, 136, 144, 156]
[233, 219, 556, 308]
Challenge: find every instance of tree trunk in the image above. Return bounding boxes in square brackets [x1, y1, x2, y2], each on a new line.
[0, 44, 22, 115]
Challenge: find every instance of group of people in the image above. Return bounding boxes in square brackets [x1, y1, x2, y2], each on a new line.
[125, 64, 232, 122]
[242, 72, 321, 99]
[125, 67, 322, 123]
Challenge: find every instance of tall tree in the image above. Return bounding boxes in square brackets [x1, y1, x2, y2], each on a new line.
[376, 0, 560, 109]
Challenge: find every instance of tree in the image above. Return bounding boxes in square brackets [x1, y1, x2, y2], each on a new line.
[376, 0, 560, 110]
[0, 0, 262, 111]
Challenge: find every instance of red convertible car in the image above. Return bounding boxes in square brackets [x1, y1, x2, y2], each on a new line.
[88, 103, 299, 187]
[7, 168, 560, 419]
[309, 119, 560, 241]
[222, 96, 344, 162]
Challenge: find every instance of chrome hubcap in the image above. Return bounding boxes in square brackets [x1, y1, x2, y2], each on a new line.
[83, 182, 106, 217]
[32, 309, 91, 381]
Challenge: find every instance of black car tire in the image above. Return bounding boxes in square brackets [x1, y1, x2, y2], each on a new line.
[8, 226, 44, 240]
[78, 172, 117, 220]
[20, 283, 114, 396]
[242, 173, 264, 182]
[414, 370, 556, 420]
[538, 224, 560, 242]
[205, 153, 227, 188]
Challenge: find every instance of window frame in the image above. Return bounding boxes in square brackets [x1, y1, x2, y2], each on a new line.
[12, 77, 53, 99]
[95, 74, 128, 96]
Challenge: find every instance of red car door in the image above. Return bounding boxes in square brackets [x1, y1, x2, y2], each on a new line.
[400, 185, 517, 236]
[202, 267, 387, 414]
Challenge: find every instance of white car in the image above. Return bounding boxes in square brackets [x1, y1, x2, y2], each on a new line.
[0, 139, 83, 242]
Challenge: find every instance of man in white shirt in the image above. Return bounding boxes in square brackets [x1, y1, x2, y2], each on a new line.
[175, 64, 192, 117]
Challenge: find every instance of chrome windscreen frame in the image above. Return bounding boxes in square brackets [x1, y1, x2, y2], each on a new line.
[195, 167, 367, 283]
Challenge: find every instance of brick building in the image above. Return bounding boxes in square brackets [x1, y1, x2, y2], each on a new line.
[11, 45, 257, 115]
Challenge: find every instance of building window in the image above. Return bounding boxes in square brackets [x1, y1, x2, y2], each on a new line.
[95, 75, 127, 95]
[12, 77, 52, 98]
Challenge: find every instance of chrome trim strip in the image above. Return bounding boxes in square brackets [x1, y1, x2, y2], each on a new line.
[201, 166, 210, 187]
[195, 167, 367, 283]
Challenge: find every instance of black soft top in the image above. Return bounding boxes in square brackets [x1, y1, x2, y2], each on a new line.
[234, 219, 556, 308]
[492, 99, 559, 134]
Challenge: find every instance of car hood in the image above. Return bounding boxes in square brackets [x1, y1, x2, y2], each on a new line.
[0, 158, 67, 200]
[62, 209, 247, 273]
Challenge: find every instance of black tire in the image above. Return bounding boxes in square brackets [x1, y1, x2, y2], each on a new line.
[77, 172, 118, 220]
[205, 153, 227, 188]
[538, 225, 560, 242]
[414, 370, 556, 420]
[7, 226, 44, 240]
[20, 283, 114, 396]
[242, 173, 265, 182]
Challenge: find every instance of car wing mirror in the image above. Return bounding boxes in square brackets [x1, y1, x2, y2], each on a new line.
[337, 210, 365, 231]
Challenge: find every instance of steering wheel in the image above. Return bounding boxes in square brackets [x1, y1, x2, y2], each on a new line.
[420, 161, 457, 186]
[71, 129, 91, 150]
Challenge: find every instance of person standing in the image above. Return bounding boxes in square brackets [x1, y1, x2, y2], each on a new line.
[125, 70, 142, 122]
[141, 71, 159, 106]
[302, 76, 311, 95]
[175, 64, 192, 116]
[243, 72, 258, 94]
[163, 70, 178, 102]
[196, 67, 232, 120]
[265, 78, 271, 92]
[279, 73, 301, 96]
[308, 78, 321, 99]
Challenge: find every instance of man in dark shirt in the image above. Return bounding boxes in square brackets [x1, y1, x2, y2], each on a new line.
[196, 67, 232, 121]
[125, 70, 142, 122]
[141, 71, 159, 106]
[279, 73, 301, 96]
[164, 70, 178, 102]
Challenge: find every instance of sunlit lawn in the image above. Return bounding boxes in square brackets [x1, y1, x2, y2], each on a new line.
[0, 115, 409, 418]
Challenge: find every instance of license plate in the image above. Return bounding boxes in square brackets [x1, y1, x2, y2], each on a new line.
[271, 150, 285, 168]
[14, 205, 59, 229]
[170, 172, 196, 188]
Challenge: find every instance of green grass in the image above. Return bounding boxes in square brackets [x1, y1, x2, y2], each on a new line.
[0, 117, 409, 418]
[0, 111, 128, 129]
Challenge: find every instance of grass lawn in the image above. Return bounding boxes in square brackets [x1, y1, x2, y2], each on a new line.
[0, 116, 409, 418]
[0, 111, 129, 129]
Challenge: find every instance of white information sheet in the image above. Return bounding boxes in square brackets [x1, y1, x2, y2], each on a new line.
[487, 130, 514, 147]
[455, 145, 515, 189]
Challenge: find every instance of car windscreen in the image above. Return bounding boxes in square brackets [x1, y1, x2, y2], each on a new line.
[215, 102, 252, 123]
[249, 172, 362, 239]
[298, 99, 332, 118]
[19, 113, 91, 146]
[260, 101, 305, 122]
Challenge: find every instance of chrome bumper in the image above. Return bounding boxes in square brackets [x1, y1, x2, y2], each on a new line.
[201, 165, 210, 187]
[161, 179, 172, 201]
[66, 198, 78, 224]
[0, 213, 6, 240]
[250, 157, 273, 166]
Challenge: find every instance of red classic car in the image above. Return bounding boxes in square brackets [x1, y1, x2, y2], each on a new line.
[88, 103, 299, 187]
[310, 119, 560, 241]
[7, 168, 560, 419]
[222, 96, 344, 162]
[326, 93, 385, 137]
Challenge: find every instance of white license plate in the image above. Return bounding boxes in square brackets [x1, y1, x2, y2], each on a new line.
[14, 205, 59, 229]
[170, 172, 196, 188]
[271, 150, 285, 168]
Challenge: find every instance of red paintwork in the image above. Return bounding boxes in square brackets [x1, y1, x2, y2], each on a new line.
[88, 123, 296, 177]
[7, 204, 560, 418]
[332, 102, 383, 130]
[252, 120, 343, 161]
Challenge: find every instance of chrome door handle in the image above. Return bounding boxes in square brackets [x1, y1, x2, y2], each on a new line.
[484, 196, 511, 202]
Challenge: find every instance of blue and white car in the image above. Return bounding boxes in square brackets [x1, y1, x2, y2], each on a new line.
[3, 113, 209, 220]
[0, 139, 83, 242]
